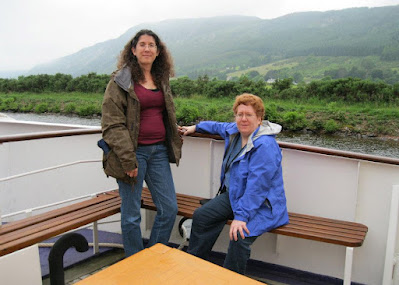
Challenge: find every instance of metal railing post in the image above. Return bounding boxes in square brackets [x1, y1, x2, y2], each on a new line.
[383, 185, 399, 285]
[93, 221, 99, 254]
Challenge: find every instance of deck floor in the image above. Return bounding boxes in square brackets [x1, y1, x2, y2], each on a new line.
[42, 248, 125, 285]
[42, 248, 279, 285]
[40, 230, 358, 285]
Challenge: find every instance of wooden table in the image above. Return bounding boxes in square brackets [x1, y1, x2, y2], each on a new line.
[76, 243, 264, 284]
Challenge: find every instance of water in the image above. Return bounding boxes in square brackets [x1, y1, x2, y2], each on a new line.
[277, 132, 399, 159]
[5, 112, 101, 126]
[4, 112, 399, 159]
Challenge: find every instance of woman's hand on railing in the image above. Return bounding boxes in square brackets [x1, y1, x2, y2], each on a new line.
[178, 125, 196, 136]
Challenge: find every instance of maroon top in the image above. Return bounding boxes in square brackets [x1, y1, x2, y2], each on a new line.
[134, 84, 166, 145]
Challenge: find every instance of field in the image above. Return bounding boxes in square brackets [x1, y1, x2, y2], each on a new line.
[1, 92, 398, 138]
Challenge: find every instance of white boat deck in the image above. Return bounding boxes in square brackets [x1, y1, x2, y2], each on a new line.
[1, 120, 399, 284]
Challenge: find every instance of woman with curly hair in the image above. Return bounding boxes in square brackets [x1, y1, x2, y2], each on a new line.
[100, 29, 182, 257]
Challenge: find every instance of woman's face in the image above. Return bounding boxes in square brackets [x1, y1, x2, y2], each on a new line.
[235, 104, 262, 138]
[132, 34, 160, 67]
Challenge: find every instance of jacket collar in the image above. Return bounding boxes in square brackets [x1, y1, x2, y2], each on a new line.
[114, 66, 168, 100]
[114, 66, 132, 92]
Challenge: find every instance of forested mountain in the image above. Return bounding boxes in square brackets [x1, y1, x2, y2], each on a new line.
[26, 5, 399, 80]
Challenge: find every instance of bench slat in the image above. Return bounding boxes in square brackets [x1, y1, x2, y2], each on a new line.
[288, 213, 367, 231]
[0, 191, 118, 235]
[285, 217, 367, 237]
[0, 202, 121, 256]
[271, 226, 365, 247]
[275, 223, 366, 241]
[0, 192, 121, 256]
[141, 188, 367, 248]
[0, 198, 120, 245]
[0, 187, 368, 257]
[0, 198, 121, 246]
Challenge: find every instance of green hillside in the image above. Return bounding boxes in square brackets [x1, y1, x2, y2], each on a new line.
[22, 5, 399, 84]
[227, 56, 399, 83]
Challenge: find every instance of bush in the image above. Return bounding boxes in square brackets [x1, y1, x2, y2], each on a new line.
[264, 103, 281, 122]
[324, 119, 340, 133]
[50, 104, 61, 113]
[311, 119, 324, 131]
[206, 106, 218, 118]
[20, 104, 34, 112]
[77, 105, 100, 116]
[206, 80, 239, 98]
[332, 110, 346, 122]
[282, 111, 307, 131]
[64, 103, 77, 114]
[34, 103, 48, 113]
[176, 104, 200, 124]
[171, 77, 197, 97]
[272, 78, 293, 92]
[1, 97, 19, 111]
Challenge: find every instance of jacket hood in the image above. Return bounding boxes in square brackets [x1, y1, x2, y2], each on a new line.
[254, 120, 282, 138]
[114, 67, 132, 92]
[241, 120, 281, 156]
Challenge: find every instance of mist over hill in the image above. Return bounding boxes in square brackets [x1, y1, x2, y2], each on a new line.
[23, 5, 399, 79]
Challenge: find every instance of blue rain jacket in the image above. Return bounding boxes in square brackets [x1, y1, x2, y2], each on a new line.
[196, 120, 289, 237]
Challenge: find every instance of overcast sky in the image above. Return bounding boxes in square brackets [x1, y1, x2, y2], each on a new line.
[1, 0, 398, 72]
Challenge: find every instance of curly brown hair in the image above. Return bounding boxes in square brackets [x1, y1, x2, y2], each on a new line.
[233, 93, 265, 118]
[117, 29, 174, 88]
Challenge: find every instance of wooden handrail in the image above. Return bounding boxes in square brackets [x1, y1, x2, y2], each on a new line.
[0, 128, 101, 143]
[1, 127, 398, 166]
[190, 132, 399, 166]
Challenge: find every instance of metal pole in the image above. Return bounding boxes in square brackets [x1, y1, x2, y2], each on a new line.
[93, 221, 99, 254]
[383, 185, 399, 285]
[344, 247, 354, 285]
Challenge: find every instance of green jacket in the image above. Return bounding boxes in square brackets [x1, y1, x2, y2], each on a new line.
[101, 67, 182, 184]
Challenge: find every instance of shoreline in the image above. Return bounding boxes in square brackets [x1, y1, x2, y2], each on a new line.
[282, 128, 399, 143]
[2, 111, 399, 143]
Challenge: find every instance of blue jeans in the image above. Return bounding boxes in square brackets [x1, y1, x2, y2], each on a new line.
[187, 192, 257, 274]
[117, 143, 178, 257]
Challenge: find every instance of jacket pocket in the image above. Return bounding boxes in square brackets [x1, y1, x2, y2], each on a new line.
[98, 139, 127, 180]
[263, 198, 273, 218]
[103, 150, 126, 179]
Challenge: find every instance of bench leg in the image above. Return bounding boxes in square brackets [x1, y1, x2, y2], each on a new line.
[344, 247, 354, 285]
[93, 221, 99, 254]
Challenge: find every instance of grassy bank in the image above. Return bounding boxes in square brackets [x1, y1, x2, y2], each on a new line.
[1, 92, 398, 138]
[174, 96, 399, 138]
[0, 92, 103, 116]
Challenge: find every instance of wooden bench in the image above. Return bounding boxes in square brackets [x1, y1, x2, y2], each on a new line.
[1, 187, 367, 284]
[0, 190, 120, 257]
[141, 187, 368, 284]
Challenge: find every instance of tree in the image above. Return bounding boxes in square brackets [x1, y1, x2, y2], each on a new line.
[196, 75, 209, 95]
[381, 45, 399, 61]
[371, 69, 384, 80]
[264, 70, 279, 80]
[293, 72, 304, 83]
[272, 78, 293, 92]
[246, 70, 260, 79]
[170, 76, 197, 97]
[348, 67, 366, 79]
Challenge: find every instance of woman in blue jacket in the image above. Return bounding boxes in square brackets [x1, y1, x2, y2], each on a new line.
[180, 93, 289, 274]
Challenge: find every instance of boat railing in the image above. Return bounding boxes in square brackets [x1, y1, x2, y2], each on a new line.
[1, 123, 399, 283]
[0, 126, 122, 254]
[0, 128, 100, 143]
[190, 132, 399, 166]
[0, 159, 101, 184]
[0, 158, 121, 254]
[1, 126, 398, 165]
